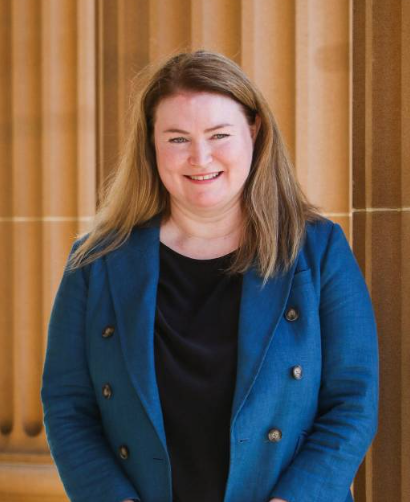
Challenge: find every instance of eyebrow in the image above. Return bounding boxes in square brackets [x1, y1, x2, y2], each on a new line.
[162, 123, 234, 134]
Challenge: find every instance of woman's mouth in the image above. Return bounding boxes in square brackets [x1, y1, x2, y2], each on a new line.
[184, 171, 223, 183]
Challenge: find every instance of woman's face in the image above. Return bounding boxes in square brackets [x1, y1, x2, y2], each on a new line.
[153, 91, 260, 214]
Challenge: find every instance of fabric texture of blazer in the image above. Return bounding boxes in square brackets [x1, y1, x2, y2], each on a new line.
[41, 213, 379, 502]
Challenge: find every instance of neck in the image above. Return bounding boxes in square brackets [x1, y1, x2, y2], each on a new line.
[161, 200, 242, 256]
[163, 201, 244, 248]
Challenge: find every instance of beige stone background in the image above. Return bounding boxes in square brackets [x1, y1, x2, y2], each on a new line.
[0, 0, 408, 501]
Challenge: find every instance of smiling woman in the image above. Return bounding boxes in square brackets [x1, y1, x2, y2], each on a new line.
[153, 91, 260, 256]
[41, 50, 378, 502]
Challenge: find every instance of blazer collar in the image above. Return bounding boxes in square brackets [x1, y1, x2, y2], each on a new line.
[105, 212, 299, 455]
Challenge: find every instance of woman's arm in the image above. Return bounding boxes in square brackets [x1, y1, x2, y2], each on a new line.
[41, 240, 141, 502]
[268, 222, 379, 502]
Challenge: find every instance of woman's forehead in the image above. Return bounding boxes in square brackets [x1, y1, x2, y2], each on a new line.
[154, 91, 246, 126]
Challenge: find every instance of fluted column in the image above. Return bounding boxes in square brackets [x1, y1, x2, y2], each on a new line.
[12, 0, 43, 449]
[96, 0, 150, 185]
[241, 0, 296, 163]
[150, 0, 191, 59]
[242, 0, 351, 235]
[0, 0, 13, 448]
[0, 0, 96, 500]
[191, 0, 240, 60]
[295, 0, 351, 236]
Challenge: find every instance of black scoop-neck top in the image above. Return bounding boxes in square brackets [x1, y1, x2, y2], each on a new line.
[154, 241, 243, 502]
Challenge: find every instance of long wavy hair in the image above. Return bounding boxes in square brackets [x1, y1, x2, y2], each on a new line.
[67, 49, 325, 286]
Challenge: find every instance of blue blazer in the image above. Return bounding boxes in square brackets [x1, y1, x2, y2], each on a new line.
[41, 214, 379, 502]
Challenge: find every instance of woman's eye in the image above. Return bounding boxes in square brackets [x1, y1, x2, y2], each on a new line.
[169, 137, 188, 143]
[168, 134, 229, 143]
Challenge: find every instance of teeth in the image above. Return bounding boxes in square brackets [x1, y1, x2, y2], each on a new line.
[188, 172, 220, 180]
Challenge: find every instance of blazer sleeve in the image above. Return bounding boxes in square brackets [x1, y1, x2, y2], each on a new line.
[41, 240, 141, 502]
[269, 222, 379, 502]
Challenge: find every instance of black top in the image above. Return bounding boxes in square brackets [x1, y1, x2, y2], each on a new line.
[154, 242, 243, 502]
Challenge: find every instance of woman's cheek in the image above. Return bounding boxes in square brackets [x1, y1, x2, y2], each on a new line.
[169, 145, 191, 163]
[214, 141, 235, 156]
[157, 146, 185, 169]
[216, 139, 252, 166]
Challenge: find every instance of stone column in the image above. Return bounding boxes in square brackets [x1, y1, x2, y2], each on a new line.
[352, 1, 410, 501]
[0, 0, 96, 499]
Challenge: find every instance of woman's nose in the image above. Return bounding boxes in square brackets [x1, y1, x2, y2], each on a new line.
[188, 141, 213, 166]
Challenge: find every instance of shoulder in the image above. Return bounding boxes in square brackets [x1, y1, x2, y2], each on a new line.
[301, 216, 351, 271]
[301, 216, 368, 296]
[305, 216, 336, 243]
[304, 216, 337, 254]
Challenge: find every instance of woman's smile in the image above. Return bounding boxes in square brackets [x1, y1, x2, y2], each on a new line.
[184, 171, 223, 182]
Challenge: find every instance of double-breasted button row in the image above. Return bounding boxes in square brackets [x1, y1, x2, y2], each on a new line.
[119, 444, 129, 459]
[284, 307, 299, 322]
[102, 326, 126, 457]
[102, 325, 115, 338]
[101, 327, 114, 397]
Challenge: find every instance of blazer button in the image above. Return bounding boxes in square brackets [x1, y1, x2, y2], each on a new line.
[268, 428, 282, 442]
[119, 444, 129, 459]
[102, 383, 112, 399]
[291, 365, 303, 380]
[285, 307, 299, 322]
[102, 325, 115, 338]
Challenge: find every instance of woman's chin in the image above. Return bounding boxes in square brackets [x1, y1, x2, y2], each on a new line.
[186, 199, 228, 212]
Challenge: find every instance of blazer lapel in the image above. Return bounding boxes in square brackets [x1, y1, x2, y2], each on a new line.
[104, 212, 299, 452]
[230, 258, 298, 426]
[104, 213, 167, 451]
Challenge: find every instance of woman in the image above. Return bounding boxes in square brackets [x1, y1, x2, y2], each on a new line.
[41, 50, 379, 502]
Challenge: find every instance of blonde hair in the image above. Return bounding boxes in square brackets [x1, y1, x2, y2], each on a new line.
[67, 49, 325, 286]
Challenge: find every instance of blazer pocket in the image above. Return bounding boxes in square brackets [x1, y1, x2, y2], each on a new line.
[291, 268, 312, 289]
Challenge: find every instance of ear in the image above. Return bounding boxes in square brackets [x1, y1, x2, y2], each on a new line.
[250, 114, 261, 144]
